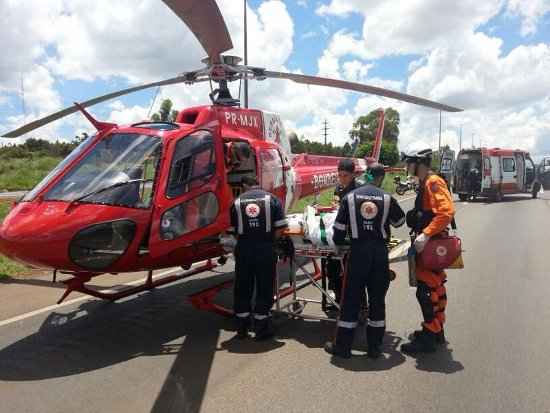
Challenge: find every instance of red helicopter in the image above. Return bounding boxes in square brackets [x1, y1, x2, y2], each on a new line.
[0, 0, 461, 304]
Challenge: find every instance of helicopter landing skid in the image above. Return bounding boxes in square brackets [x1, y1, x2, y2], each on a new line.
[56, 260, 217, 304]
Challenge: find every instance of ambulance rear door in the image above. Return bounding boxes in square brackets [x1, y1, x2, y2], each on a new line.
[501, 155, 517, 193]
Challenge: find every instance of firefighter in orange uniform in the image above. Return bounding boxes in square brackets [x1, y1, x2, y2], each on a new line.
[401, 149, 455, 354]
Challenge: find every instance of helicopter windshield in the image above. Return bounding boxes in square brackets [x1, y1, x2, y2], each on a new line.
[44, 133, 162, 208]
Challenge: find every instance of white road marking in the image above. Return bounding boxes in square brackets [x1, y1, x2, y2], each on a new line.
[0, 266, 196, 328]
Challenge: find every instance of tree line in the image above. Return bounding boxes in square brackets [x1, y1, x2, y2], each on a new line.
[289, 107, 401, 166]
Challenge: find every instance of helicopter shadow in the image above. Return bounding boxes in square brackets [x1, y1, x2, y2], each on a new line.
[0, 273, 238, 413]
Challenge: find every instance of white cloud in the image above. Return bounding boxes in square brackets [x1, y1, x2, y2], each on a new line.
[507, 0, 550, 36]
[317, 0, 504, 59]
[301, 30, 318, 40]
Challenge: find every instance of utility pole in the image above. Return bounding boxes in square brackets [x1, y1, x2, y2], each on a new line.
[243, 0, 248, 108]
[472, 132, 475, 148]
[322, 119, 330, 146]
[459, 125, 463, 152]
[438, 110, 442, 155]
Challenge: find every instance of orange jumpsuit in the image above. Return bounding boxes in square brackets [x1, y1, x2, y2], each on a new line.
[416, 174, 455, 334]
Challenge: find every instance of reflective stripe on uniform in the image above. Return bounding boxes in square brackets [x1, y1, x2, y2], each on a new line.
[236, 312, 250, 318]
[265, 194, 271, 233]
[381, 193, 390, 239]
[333, 221, 346, 231]
[337, 320, 358, 329]
[235, 198, 244, 234]
[347, 193, 359, 239]
[367, 319, 386, 328]
[254, 314, 269, 320]
[274, 218, 288, 228]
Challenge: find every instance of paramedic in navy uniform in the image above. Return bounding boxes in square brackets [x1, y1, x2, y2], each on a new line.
[325, 158, 359, 307]
[228, 176, 288, 340]
[325, 163, 405, 359]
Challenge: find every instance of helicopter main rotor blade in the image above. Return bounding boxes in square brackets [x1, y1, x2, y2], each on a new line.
[1, 74, 197, 138]
[263, 71, 463, 112]
[162, 0, 233, 64]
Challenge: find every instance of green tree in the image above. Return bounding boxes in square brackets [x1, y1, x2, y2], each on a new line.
[356, 140, 400, 166]
[151, 98, 178, 122]
[349, 107, 400, 144]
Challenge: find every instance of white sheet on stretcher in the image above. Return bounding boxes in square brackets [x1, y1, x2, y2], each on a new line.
[303, 205, 338, 248]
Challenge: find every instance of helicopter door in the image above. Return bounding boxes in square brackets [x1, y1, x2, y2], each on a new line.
[148, 129, 231, 258]
[259, 147, 286, 205]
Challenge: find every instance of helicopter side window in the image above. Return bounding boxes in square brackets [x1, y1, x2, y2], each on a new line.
[166, 131, 216, 198]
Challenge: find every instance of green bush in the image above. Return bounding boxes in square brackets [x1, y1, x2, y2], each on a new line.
[0, 156, 62, 191]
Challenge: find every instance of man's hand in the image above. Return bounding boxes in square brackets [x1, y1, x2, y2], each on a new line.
[414, 233, 430, 253]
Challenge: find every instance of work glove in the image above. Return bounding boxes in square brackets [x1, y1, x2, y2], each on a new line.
[414, 233, 430, 253]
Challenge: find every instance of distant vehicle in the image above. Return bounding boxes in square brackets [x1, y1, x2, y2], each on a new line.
[538, 156, 550, 190]
[439, 149, 455, 190]
[453, 148, 540, 202]
[394, 175, 418, 195]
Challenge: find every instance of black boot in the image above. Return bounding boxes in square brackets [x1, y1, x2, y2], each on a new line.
[254, 317, 274, 341]
[401, 329, 437, 354]
[366, 325, 384, 359]
[411, 328, 445, 344]
[324, 327, 354, 359]
[236, 316, 251, 339]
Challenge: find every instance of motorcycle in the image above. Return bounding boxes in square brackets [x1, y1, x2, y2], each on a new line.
[394, 175, 417, 195]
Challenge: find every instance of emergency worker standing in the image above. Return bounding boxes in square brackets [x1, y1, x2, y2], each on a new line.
[401, 149, 455, 354]
[325, 159, 359, 306]
[325, 163, 405, 359]
[228, 176, 288, 340]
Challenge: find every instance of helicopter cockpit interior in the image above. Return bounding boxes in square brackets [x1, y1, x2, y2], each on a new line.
[224, 140, 257, 197]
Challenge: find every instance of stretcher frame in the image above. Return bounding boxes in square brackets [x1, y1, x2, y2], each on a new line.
[273, 246, 348, 323]
[273, 239, 407, 323]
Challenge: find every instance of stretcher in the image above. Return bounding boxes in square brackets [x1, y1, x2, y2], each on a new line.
[273, 236, 406, 323]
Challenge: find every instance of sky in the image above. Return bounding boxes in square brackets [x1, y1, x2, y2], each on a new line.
[0, 0, 549, 159]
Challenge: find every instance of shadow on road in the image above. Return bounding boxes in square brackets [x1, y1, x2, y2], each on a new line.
[0, 273, 238, 413]
[404, 344, 464, 374]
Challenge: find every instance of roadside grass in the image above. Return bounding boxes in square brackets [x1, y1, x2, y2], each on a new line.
[0, 156, 61, 191]
[0, 200, 27, 278]
[289, 172, 406, 213]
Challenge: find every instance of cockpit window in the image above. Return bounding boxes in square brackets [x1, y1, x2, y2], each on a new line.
[166, 130, 216, 198]
[44, 133, 162, 208]
[22, 134, 97, 202]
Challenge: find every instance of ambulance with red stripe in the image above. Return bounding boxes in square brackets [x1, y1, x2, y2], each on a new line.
[453, 148, 541, 201]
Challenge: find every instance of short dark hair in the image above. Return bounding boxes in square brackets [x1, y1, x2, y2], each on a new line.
[338, 158, 355, 173]
[368, 162, 386, 178]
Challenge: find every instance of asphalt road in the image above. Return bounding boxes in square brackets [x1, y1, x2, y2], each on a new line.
[0, 192, 549, 413]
